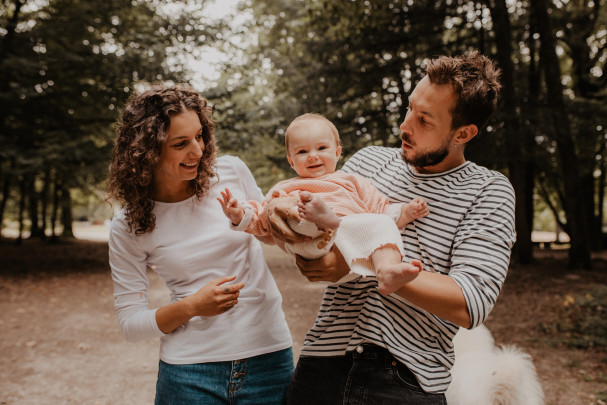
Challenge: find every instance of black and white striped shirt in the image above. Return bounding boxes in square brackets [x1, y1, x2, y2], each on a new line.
[299, 146, 516, 393]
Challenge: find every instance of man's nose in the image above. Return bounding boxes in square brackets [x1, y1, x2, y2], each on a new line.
[399, 116, 411, 132]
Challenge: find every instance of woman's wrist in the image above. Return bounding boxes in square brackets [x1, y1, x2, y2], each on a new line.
[179, 295, 197, 320]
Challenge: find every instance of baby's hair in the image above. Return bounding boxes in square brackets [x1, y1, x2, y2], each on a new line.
[285, 113, 341, 151]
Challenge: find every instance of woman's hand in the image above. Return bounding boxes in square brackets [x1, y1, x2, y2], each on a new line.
[185, 275, 245, 317]
[156, 276, 245, 334]
[295, 244, 350, 283]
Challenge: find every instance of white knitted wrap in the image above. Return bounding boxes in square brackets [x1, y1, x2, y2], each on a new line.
[284, 218, 335, 259]
[285, 213, 404, 277]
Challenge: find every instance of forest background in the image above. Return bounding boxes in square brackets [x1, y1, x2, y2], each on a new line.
[1, 0, 606, 268]
[1, 0, 607, 269]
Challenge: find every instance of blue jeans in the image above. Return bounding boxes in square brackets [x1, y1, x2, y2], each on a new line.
[155, 347, 294, 405]
[286, 344, 447, 405]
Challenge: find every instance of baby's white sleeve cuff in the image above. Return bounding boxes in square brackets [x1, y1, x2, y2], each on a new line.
[230, 202, 254, 231]
[386, 203, 405, 226]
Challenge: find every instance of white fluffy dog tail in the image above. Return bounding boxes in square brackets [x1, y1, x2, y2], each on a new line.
[488, 345, 545, 405]
[446, 325, 545, 405]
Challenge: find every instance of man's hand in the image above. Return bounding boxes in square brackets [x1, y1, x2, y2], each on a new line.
[267, 196, 308, 244]
[295, 244, 349, 282]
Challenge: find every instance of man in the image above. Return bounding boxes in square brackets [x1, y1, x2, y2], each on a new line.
[270, 51, 516, 404]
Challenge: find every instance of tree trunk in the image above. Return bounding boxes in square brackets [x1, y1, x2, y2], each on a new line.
[524, 29, 541, 243]
[561, 2, 605, 250]
[50, 178, 60, 240]
[597, 152, 606, 248]
[26, 175, 43, 239]
[582, 173, 599, 251]
[40, 169, 50, 240]
[60, 184, 74, 238]
[1, 2, 24, 244]
[17, 177, 26, 245]
[533, 0, 592, 269]
[0, 173, 9, 242]
[486, 0, 534, 264]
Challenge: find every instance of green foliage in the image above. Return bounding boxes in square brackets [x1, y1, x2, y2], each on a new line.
[208, 0, 501, 186]
[206, 0, 607, 264]
[0, 0, 223, 232]
[541, 284, 607, 348]
[249, 0, 455, 155]
[2, 0, 607, 256]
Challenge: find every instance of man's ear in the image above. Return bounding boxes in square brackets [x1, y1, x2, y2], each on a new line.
[455, 124, 478, 145]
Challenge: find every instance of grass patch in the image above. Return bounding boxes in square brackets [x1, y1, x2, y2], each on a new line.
[595, 390, 607, 402]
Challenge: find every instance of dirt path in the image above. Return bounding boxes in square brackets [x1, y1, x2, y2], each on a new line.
[1, 239, 606, 404]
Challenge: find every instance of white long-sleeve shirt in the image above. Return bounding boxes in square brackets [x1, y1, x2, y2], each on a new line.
[109, 155, 292, 364]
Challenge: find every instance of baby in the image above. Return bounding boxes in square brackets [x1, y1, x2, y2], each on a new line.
[219, 113, 428, 294]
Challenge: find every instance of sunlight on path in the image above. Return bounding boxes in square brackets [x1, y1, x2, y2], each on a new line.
[2, 223, 569, 244]
[72, 222, 111, 241]
[1, 221, 111, 242]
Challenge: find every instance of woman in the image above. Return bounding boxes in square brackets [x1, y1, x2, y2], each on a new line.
[106, 85, 293, 404]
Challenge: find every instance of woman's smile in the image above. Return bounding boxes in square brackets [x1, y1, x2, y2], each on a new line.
[181, 161, 199, 169]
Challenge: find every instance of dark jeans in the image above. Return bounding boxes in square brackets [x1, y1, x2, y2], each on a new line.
[286, 344, 447, 405]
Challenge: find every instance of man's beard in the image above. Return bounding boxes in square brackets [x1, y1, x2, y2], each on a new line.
[400, 134, 451, 168]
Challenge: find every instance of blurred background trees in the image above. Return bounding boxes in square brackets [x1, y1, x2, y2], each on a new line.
[1, 0, 606, 269]
[0, 0, 220, 241]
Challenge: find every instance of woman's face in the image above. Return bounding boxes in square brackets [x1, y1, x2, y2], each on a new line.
[153, 109, 204, 200]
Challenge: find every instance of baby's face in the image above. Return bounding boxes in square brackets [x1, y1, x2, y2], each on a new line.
[287, 120, 341, 178]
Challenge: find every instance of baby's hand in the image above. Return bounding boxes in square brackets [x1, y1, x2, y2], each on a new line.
[407, 198, 429, 220]
[217, 188, 244, 225]
[397, 197, 429, 228]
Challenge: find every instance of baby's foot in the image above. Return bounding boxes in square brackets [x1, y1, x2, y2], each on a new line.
[376, 260, 422, 295]
[298, 191, 341, 230]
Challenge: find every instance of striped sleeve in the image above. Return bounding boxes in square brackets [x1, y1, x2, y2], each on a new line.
[449, 174, 516, 328]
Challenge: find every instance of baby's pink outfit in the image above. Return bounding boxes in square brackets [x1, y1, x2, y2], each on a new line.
[233, 170, 406, 277]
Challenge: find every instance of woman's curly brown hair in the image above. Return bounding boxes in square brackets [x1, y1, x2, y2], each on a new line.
[106, 85, 217, 235]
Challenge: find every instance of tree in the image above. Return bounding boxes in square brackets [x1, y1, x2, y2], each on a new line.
[483, 0, 534, 264]
[532, 0, 597, 268]
[555, 0, 607, 250]
[0, 0, 222, 240]
[209, 0, 606, 267]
